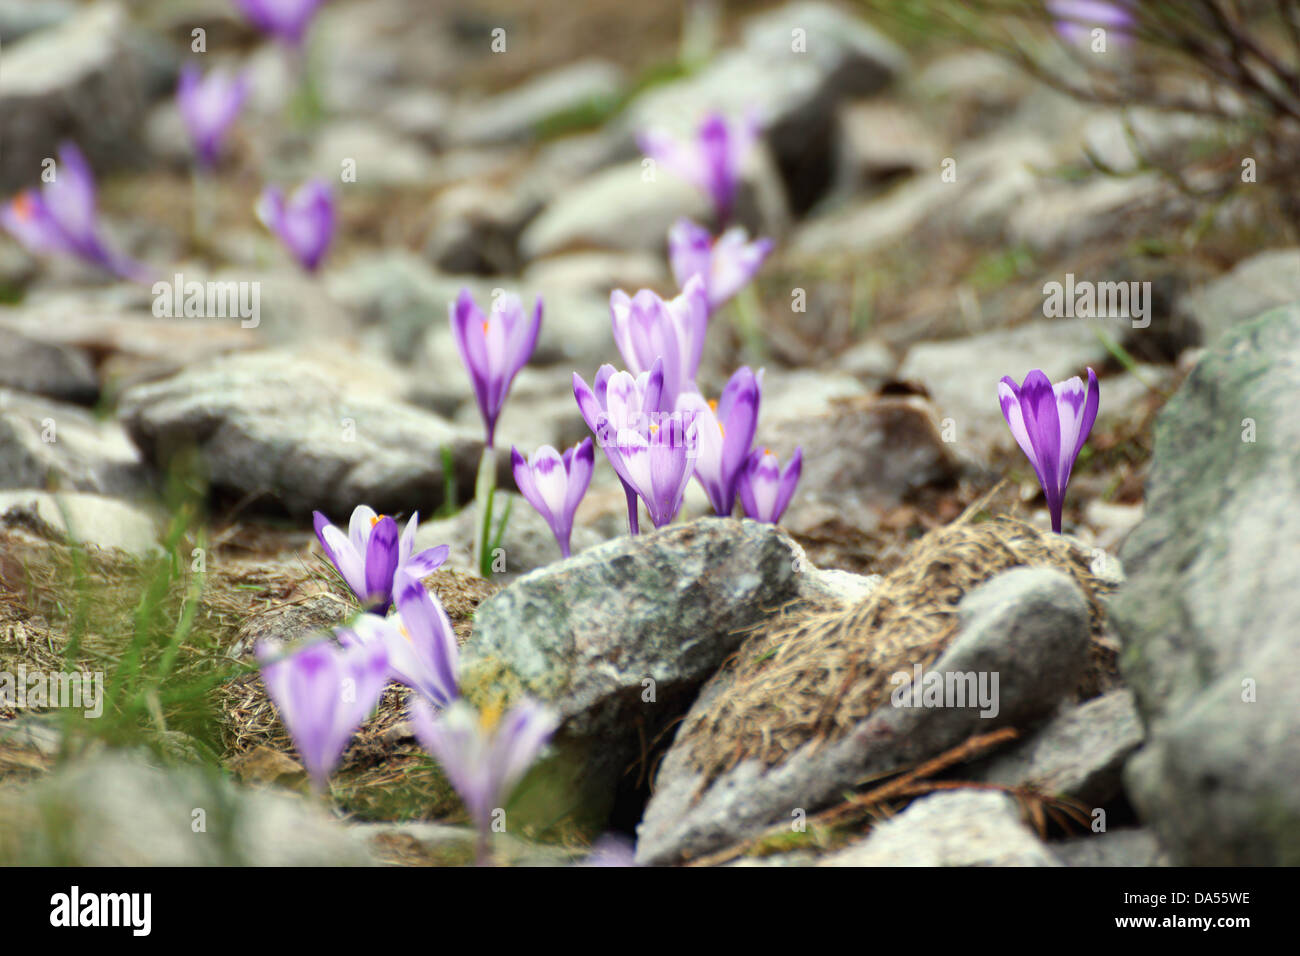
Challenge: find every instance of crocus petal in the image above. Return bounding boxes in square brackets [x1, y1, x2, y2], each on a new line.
[1017, 370, 1064, 522]
[773, 447, 802, 522]
[998, 377, 1039, 473]
[393, 573, 459, 707]
[348, 505, 378, 555]
[320, 524, 367, 600]
[406, 545, 450, 578]
[364, 516, 400, 610]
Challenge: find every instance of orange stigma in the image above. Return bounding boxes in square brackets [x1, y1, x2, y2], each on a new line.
[11, 192, 34, 221]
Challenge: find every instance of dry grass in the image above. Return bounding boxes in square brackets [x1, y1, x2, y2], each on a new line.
[682, 498, 1118, 785]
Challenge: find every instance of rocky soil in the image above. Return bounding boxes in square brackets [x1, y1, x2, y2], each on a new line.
[0, 0, 1297, 866]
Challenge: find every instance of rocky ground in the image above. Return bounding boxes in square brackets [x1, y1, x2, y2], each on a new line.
[0, 0, 1297, 866]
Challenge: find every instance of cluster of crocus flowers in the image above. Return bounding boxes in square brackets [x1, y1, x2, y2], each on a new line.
[0, 142, 150, 282]
[411, 696, 559, 866]
[998, 368, 1100, 533]
[638, 110, 759, 225]
[312, 506, 450, 614]
[257, 634, 390, 791]
[737, 446, 803, 524]
[177, 64, 249, 169]
[668, 218, 773, 314]
[256, 179, 335, 272]
[233, 0, 323, 47]
[450, 289, 543, 449]
[511, 439, 594, 558]
[574, 358, 698, 531]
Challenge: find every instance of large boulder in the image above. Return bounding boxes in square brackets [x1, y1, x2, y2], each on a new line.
[459, 518, 805, 824]
[118, 351, 482, 519]
[1113, 303, 1300, 865]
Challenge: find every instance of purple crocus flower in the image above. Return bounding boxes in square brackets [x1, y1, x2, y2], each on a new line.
[0, 142, 150, 282]
[313, 505, 450, 614]
[1047, 0, 1135, 46]
[638, 110, 760, 223]
[177, 64, 249, 169]
[340, 574, 459, 708]
[609, 275, 708, 409]
[511, 439, 594, 558]
[411, 696, 559, 863]
[677, 366, 762, 517]
[450, 289, 543, 448]
[575, 359, 697, 530]
[257, 634, 390, 789]
[256, 179, 335, 272]
[998, 368, 1100, 534]
[737, 446, 802, 524]
[668, 218, 774, 313]
[232, 0, 323, 46]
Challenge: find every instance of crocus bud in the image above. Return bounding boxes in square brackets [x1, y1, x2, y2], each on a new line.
[256, 179, 335, 272]
[511, 439, 594, 558]
[737, 446, 802, 525]
[998, 368, 1100, 533]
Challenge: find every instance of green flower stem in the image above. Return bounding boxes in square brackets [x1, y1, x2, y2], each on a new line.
[474, 447, 496, 578]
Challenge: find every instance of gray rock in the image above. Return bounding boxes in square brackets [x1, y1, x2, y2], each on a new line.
[915, 50, 1030, 139]
[0, 327, 98, 404]
[0, 0, 77, 42]
[519, 160, 711, 260]
[0, 3, 151, 192]
[1181, 248, 1300, 350]
[762, 394, 964, 537]
[0, 490, 161, 557]
[1051, 828, 1172, 867]
[967, 689, 1143, 808]
[636, 567, 1091, 865]
[832, 100, 940, 196]
[819, 791, 1060, 867]
[796, 567, 881, 606]
[0, 290, 258, 388]
[0, 389, 148, 496]
[359, 821, 577, 867]
[423, 182, 539, 276]
[449, 60, 626, 147]
[1082, 109, 1222, 175]
[460, 518, 805, 820]
[306, 120, 436, 189]
[1113, 304, 1300, 865]
[522, 251, 667, 300]
[379, 88, 453, 148]
[832, 338, 897, 384]
[411, 492, 611, 579]
[0, 752, 374, 865]
[1008, 173, 1182, 255]
[227, 592, 355, 660]
[896, 320, 1113, 458]
[117, 351, 482, 519]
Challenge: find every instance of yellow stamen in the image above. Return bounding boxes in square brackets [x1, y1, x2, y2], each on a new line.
[12, 193, 33, 221]
[369, 514, 386, 527]
[479, 702, 503, 732]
